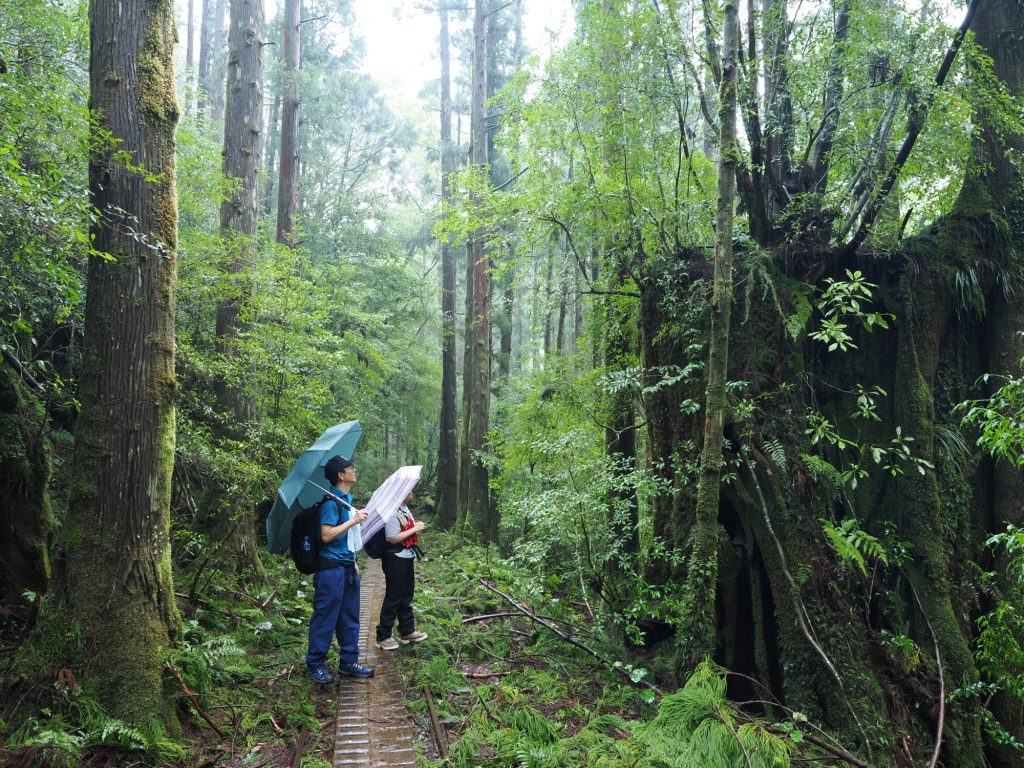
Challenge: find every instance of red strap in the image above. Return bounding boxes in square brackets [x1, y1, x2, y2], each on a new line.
[399, 512, 419, 548]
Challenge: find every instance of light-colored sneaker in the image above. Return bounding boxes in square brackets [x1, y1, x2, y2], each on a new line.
[399, 631, 428, 644]
[376, 637, 399, 651]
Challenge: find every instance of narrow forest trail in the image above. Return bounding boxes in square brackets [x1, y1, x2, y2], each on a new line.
[331, 563, 421, 768]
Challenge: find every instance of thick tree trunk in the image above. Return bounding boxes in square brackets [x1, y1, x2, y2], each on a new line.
[217, 0, 262, 423]
[276, 0, 300, 246]
[460, 0, 494, 542]
[0, 361, 52, 603]
[639, 270, 701, 583]
[679, 0, 738, 665]
[55, 0, 180, 723]
[437, 0, 459, 529]
[215, 0, 264, 573]
[964, 2, 1024, 762]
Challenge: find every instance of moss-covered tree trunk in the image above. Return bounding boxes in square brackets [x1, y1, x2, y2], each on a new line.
[0, 361, 52, 604]
[636, 3, 1024, 765]
[961, 2, 1024, 763]
[678, 0, 738, 664]
[49, 0, 181, 724]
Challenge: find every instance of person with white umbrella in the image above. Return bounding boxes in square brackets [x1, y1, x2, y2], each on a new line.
[375, 490, 428, 650]
[305, 455, 374, 684]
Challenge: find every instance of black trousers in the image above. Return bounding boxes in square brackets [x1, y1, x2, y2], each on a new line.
[376, 554, 415, 640]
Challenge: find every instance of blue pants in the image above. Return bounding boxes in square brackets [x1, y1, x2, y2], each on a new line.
[306, 565, 360, 667]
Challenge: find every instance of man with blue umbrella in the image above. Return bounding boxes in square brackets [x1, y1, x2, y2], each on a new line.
[305, 455, 375, 684]
[265, 419, 363, 554]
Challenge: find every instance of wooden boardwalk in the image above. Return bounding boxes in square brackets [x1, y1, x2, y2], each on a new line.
[332, 563, 419, 768]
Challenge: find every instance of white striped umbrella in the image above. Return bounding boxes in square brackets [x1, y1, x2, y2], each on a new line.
[357, 465, 422, 544]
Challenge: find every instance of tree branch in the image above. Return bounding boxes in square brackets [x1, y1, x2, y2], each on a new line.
[2, 348, 44, 392]
[842, 0, 979, 255]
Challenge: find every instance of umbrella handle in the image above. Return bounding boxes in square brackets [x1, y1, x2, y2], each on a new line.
[307, 480, 356, 510]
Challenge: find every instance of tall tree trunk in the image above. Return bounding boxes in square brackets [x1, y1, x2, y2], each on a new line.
[276, 0, 300, 246]
[762, 0, 792, 215]
[187, 0, 195, 70]
[965, 2, 1024, 762]
[216, 0, 264, 572]
[437, 0, 459, 529]
[209, 0, 228, 126]
[680, 0, 738, 665]
[457, 238, 475, 528]
[263, 91, 280, 215]
[810, 0, 849, 193]
[543, 239, 554, 361]
[55, 0, 180, 723]
[218, 0, 262, 423]
[598, 0, 638, 581]
[460, 0, 494, 541]
[498, 247, 514, 382]
[197, 0, 213, 118]
[186, 0, 195, 114]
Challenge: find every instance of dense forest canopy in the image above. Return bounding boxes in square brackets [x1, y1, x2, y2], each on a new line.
[3, 0, 1024, 766]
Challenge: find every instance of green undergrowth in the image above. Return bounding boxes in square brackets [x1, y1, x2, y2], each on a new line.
[0, 549, 337, 767]
[395, 532, 838, 768]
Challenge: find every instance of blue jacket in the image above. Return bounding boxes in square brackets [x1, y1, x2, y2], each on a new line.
[319, 489, 355, 564]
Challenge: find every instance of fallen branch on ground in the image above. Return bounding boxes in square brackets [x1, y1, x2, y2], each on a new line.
[462, 612, 521, 624]
[424, 686, 449, 757]
[166, 662, 226, 737]
[478, 579, 663, 696]
[290, 724, 309, 768]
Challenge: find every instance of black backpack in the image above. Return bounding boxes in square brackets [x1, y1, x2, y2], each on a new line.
[290, 495, 330, 574]
[362, 527, 403, 559]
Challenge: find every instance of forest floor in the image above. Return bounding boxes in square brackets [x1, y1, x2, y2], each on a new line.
[0, 533, 664, 767]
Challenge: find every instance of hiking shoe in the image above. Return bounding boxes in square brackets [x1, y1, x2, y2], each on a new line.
[307, 664, 334, 685]
[376, 637, 400, 651]
[338, 661, 375, 678]
[399, 631, 428, 644]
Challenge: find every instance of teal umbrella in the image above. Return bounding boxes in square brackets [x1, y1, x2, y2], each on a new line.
[265, 419, 363, 554]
